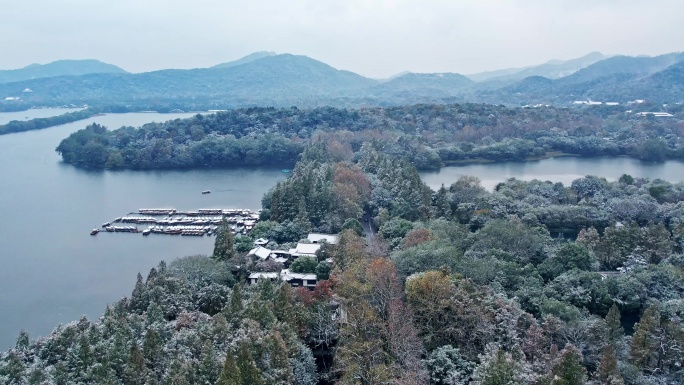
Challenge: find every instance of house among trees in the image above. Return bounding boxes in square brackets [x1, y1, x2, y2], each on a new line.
[288, 242, 321, 258]
[307, 233, 339, 244]
[247, 269, 317, 288]
[247, 246, 274, 261]
[247, 272, 278, 285]
[245, 233, 333, 288]
[280, 269, 317, 288]
[253, 237, 269, 246]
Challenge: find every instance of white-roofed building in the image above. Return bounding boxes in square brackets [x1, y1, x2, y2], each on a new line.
[280, 269, 317, 288]
[288, 243, 321, 258]
[248, 272, 279, 285]
[253, 238, 269, 246]
[248, 246, 274, 260]
[307, 233, 339, 245]
[273, 256, 289, 264]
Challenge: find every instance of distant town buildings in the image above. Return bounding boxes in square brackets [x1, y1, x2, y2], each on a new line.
[635, 112, 674, 117]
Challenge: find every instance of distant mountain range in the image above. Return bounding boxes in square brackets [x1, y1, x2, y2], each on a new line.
[0, 60, 127, 84]
[467, 52, 608, 82]
[476, 52, 684, 105]
[1, 51, 683, 109]
[211, 51, 276, 69]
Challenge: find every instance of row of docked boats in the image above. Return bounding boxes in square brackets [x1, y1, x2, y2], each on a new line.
[119, 216, 225, 225]
[148, 225, 218, 235]
[91, 207, 261, 237]
[136, 208, 259, 217]
[104, 225, 139, 233]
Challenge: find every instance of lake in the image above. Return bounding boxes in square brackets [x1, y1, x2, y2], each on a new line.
[0, 110, 288, 349]
[0, 107, 82, 125]
[420, 156, 684, 191]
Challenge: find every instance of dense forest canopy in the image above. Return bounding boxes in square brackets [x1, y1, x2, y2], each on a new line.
[6, 137, 684, 384]
[56, 103, 684, 170]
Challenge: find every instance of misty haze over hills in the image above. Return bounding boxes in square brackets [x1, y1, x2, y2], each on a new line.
[1, 51, 683, 109]
[0, 60, 127, 84]
[466, 52, 609, 82]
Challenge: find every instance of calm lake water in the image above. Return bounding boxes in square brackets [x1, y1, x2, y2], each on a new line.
[0, 107, 82, 125]
[420, 157, 684, 191]
[0, 111, 287, 349]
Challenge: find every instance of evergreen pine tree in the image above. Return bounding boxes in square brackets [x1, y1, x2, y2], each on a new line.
[130, 272, 149, 312]
[123, 344, 148, 385]
[2, 352, 25, 384]
[295, 198, 312, 231]
[236, 343, 265, 385]
[258, 278, 276, 301]
[109, 331, 129, 378]
[142, 328, 163, 369]
[605, 304, 624, 346]
[267, 332, 292, 383]
[217, 350, 241, 385]
[434, 184, 452, 219]
[596, 345, 624, 385]
[273, 284, 297, 325]
[164, 358, 192, 385]
[225, 283, 245, 328]
[630, 305, 660, 371]
[213, 218, 235, 261]
[230, 284, 244, 314]
[481, 349, 517, 385]
[53, 362, 69, 385]
[27, 367, 48, 385]
[77, 334, 93, 374]
[549, 346, 586, 385]
[15, 330, 29, 351]
[198, 340, 220, 384]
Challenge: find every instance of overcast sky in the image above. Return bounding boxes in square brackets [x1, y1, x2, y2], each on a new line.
[1, 0, 682, 78]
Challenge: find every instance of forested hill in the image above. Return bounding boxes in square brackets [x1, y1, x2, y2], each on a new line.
[0, 60, 126, 84]
[368, 72, 474, 104]
[5, 139, 684, 384]
[0, 54, 376, 109]
[211, 51, 277, 69]
[2, 52, 684, 110]
[56, 102, 684, 170]
[476, 52, 684, 105]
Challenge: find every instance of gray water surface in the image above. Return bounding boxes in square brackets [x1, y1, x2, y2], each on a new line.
[420, 157, 684, 191]
[0, 111, 287, 349]
[0, 107, 82, 125]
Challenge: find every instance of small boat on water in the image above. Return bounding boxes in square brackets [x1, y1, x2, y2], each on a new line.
[142, 229, 151, 236]
[90, 229, 99, 235]
[202, 190, 211, 194]
[102, 222, 111, 228]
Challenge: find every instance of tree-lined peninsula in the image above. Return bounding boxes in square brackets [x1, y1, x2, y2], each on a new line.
[56, 103, 684, 170]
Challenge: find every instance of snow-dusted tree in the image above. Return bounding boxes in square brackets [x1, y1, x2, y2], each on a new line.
[213, 218, 235, 261]
[596, 345, 624, 385]
[547, 345, 587, 385]
[290, 344, 318, 385]
[471, 344, 533, 385]
[217, 350, 240, 385]
[424, 345, 475, 385]
[630, 305, 660, 371]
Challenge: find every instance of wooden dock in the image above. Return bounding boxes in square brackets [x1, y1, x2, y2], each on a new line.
[92, 208, 260, 237]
